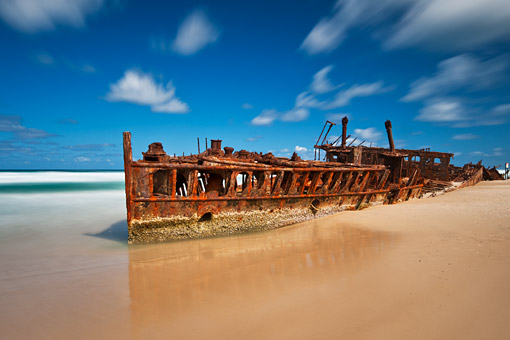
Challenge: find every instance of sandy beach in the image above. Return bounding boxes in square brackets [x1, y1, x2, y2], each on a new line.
[1, 179, 509, 339]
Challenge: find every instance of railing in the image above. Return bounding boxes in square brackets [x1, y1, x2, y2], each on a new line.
[129, 163, 391, 202]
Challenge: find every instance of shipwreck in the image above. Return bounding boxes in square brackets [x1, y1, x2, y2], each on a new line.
[123, 117, 502, 244]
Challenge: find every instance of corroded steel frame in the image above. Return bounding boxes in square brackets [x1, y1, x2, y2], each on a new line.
[123, 132, 423, 243]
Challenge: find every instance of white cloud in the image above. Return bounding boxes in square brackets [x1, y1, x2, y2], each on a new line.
[415, 98, 467, 122]
[81, 64, 96, 73]
[326, 113, 349, 123]
[251, 109, 278, 126]
[300, 0, 409, 54]
[294, 145, 308, 152]
[75, 156, 91, 162]
[242, 103, 253, 109]
[470, 148, 504, 158]
[173, 10, 219, 55]
[251, 65, 390, 125]
[353, 127, 382, 143]
[452, 133, 479, 140]
[493, 147, 504, 157]
[281, 107, 309, 122]
[493, 104, 510, 115]
[301, 0, 510, 54]
[294, 91, 324, 109]
[251, 106, 310, 126]
[246, 136, 262, 142]
[327, 81, 388, 108]
[151, 99, 189, 114]
[414, 100, 510, 127]
[402, 54, 509, 102]
[310, 65, 336, 93]
[36, 52, 54, 65]
[386, 0, 510, 51]
[0, 0, 104, 33]
[106, 69, 189, 113]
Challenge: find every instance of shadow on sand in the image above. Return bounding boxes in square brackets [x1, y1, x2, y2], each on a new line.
[84, 220, 128, 244]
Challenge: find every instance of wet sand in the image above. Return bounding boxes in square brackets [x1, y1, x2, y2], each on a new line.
[1, 181, 509, 339]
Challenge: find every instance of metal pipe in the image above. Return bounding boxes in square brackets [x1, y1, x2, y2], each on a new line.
[341, 116, 348, 147]
[347, 136, 357, 147]
[321, 124, 334, 145]
[385, 120, 395, 152]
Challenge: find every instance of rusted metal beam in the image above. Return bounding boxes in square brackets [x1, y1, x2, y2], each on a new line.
[385, 120, 395, 152]
[123, 132, 133, 222]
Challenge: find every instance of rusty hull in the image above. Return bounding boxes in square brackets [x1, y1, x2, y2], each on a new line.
[123, 132, 422, 244]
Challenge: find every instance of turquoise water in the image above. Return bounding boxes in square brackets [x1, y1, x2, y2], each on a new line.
[0, 170, 125, 193]
[0, 181, 124, 193]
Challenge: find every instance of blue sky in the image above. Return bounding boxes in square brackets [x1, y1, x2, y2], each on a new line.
[0, 0, 509, 169]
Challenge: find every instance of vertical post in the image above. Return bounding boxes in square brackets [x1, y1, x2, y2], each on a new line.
[385, 120, 395, 152]
[123, 132, 133, 223]
[341, 116, 348, 148]
[197, 137, 200, 154]
[205, 138, 208, 149]
[170, 169, 177, 198]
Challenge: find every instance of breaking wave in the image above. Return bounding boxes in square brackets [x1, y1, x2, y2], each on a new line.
[0, 171, 124, 193]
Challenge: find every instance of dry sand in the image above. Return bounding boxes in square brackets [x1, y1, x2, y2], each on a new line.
[1, 181, 509, 339]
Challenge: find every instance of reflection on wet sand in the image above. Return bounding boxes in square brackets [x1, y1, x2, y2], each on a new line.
[128, 217, 396, 338]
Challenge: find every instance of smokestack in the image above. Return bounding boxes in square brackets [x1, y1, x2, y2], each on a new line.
[341, 116, 348, 148]
[210, 139, 222, 150]
[385, 120, 395, 152]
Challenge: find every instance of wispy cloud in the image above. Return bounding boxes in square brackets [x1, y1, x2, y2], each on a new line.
[452, 133, 479, 140]
[301, 0, 510, 54]
[385, 0, 510, 51]
[35, 52, 97, 73]
[251, 109, 278, 126]
[36, 52, 54, 65]
[106, 69, 190, 113]
[300, 0, 406, 54]
[173, 10, 219, 55]
[402, 54, 509, 102]
[251, 66, 390, 125]
[281, 107, 310, 122]
[415, 98, 467, 122]
[74, 156, 91, 162]
[64, 143, 115, 151]
[326, 113, 350, 123]
[0, 0, 104, 33]
[326, 81, 389, 108]
[353, 127, 382, 143]
[242, 103, 253, 110]
[470, 147, 505, 158]
[452, 103, 510, 127]
[0, 114, 56, 139]
[246, 135, 262, 142]
[81, 64, 96, 73]
[251, 107, 310, 126]
[492, 104, 510, 116]
[310, 65, 336, 93]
